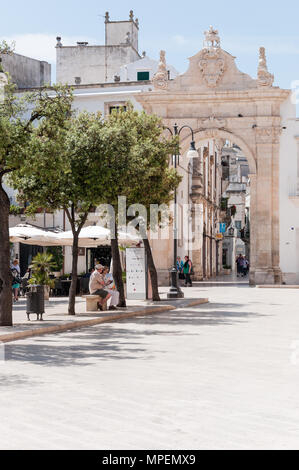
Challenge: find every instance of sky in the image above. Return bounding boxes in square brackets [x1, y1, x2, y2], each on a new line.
[1, 0, 299, 90]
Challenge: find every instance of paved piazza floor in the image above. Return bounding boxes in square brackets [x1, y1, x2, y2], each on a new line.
[1, 281, 299, 450]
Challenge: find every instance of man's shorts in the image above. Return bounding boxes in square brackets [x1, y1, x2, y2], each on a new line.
[92, 289, 109, 299]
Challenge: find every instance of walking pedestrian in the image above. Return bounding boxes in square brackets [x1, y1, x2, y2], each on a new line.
[243, 257, 249, 276]
[183, 256, 193, 287]
[236, 254, 244, 277]
[11, 259, 21, 302]
[177, 256, 184, 280]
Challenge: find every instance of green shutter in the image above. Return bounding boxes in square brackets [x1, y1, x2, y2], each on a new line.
[137, 71, 150, 81]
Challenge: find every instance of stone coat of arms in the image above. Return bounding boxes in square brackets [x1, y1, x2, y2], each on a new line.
[198, 47, 226, 88]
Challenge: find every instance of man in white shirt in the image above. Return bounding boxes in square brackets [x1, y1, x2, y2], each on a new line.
[89, 264, 119, 311]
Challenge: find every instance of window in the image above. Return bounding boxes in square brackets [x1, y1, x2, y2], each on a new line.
[109, 105, 127, 114]
[104, 101, 127, 117]
[137, 71, 150, 81]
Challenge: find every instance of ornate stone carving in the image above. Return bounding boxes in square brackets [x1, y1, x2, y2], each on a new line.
[198, 47, 226, 88]
[254, 126, 282, 143]
[257, 47, 274, 87]
[199, 115, 226, 129]
[203, 26, 221, 49]
[152, 50, 168, 90]
[197, 26, 226, 88]
[203, 129, 219, 139]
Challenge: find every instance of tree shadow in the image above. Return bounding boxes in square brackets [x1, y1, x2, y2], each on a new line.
[0, 373, 39, 388]
[5, 301, 266, 367]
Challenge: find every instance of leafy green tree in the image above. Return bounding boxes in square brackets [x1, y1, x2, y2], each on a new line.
[0, 78, 72, 326]
[11, 111, 111, 315]
[103, 107, 181, 301]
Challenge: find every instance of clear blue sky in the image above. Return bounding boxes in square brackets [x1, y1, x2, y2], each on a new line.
[1, 0, 299, 90]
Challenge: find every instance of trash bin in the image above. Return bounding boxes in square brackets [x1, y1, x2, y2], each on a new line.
[26, 285, 45, 321]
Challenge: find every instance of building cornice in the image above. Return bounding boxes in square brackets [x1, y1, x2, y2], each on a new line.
[137, 88, 291, 104]
[14, 80, 151, 94]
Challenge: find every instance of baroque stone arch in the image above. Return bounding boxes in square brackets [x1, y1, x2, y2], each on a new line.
[137, 27, 291, 285]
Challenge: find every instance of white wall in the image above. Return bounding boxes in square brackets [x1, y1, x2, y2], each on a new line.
[71, 83, 150, 115]
[56, 45, 140, 85]
[279, 94, 299, 282]
[118, 56, 178, 82]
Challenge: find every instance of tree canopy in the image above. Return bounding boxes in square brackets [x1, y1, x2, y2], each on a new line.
[0, 83, 73, 325]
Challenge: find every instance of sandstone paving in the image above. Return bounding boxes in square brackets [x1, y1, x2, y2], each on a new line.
[0, 282, 299, 449]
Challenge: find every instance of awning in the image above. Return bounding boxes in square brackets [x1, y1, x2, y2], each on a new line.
[9, 224, 141, 247]
[9, 224, 61, 246]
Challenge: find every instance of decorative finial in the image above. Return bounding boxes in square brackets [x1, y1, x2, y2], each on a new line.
[203, 26, 221, 49]
[257, 47, 274, 87]
[56, 36, 63, 48]
[135, 18, 139, 28]
[105, 12, 110, 23]
[152, 50, 168, 90]
[129, 10, 134, 21]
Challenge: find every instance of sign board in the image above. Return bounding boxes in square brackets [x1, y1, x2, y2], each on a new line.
[219, 223, 226, 233]
[126, 248, 148, 300]
[215, 233, 224, 240]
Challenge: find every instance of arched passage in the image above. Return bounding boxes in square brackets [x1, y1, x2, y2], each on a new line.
[178, 127, 260, 284]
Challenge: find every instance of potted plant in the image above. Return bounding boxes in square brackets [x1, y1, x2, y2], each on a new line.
[29, 252, 56, 300]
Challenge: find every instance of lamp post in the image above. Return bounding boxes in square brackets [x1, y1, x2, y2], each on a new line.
[165, 124, 198, 299]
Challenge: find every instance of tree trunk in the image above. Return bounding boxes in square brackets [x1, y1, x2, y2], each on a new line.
[0, 182, 13, 326]
[111, 222, 126, 307]
[143, 237, 160, 301]
[68, 231, 79, 315]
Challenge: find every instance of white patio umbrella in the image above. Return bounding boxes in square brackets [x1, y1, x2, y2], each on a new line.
[9, 224, 61, 246]
[55, 225, 140, 247]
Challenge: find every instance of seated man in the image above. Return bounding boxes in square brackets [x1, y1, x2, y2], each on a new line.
[89, 264, 111, 311]
[102, 266, 120, 310]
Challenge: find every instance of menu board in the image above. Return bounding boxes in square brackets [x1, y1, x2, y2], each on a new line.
[126, 248, 147, 300]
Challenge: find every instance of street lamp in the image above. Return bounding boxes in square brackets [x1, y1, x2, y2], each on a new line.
[165, 123, 198, 299]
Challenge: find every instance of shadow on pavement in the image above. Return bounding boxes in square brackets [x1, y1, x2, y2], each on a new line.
[5, 301, 266, 367]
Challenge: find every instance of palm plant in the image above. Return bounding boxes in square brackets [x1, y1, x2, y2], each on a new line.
[29, 252, 56, 287]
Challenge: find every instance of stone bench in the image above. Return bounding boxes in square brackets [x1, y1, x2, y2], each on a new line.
[82, 295, 108, 312]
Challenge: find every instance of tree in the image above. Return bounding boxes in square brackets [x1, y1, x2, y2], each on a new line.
[102, 107, 180, 301]
[0, 73, 72, 325]
[11, 111, 112, 315]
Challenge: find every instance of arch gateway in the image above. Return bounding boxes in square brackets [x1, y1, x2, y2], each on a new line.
[137, 27, 299, 285]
